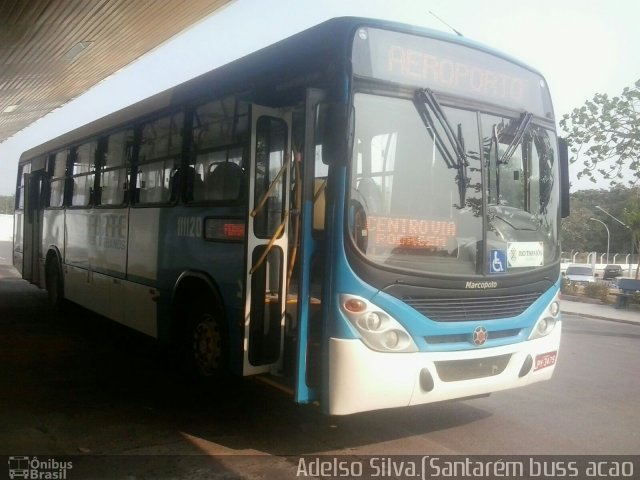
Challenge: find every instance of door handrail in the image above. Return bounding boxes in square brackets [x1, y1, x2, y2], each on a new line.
[250, 153, 290, 218]
[249, 213, 288, 275]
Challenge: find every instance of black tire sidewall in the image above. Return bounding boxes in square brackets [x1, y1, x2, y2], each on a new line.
[46, 260, 64, 311]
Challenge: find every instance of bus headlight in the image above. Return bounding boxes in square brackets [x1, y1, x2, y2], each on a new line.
[340, 294, 418, 353]
[529, 297, 560, 340]
[363, 312, 383, 331]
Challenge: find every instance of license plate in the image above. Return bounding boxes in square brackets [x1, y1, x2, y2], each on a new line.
[534, 351, 557, 371]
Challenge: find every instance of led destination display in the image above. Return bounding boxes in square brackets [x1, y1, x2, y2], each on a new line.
[366, 215, 457, 250]
[353, 27, 553, 118]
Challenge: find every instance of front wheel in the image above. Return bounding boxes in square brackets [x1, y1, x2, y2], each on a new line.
[183, 305, 227, 380]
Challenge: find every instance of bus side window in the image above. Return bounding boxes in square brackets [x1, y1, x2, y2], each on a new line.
[190, 146, 244, 202]
[136, 160, 173, 204]
[16, 162, 32, 209]
[70, 141, 98, 207]
[48, 150, 69, 208]
[100, 129, 133, 206]
[136, 112, 183, 205]
[190, 95, 248, 204]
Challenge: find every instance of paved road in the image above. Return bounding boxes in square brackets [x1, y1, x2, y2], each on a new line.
[0, 240, 11, 265]
[1, 268, 638, 478]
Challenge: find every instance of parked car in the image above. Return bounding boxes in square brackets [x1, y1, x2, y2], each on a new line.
[564, 264, 596, 284]
[603, 264, 623, 280]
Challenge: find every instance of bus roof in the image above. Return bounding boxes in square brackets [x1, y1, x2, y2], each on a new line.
[19, 16, 545, 163]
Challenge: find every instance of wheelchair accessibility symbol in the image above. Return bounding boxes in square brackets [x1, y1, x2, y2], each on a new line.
[490, 250, 507, 274]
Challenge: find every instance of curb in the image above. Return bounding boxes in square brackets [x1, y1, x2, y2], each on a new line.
[562, 310, 640, 326]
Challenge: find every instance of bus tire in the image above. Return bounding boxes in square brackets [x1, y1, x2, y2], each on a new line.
[45, 257, 65, 312]
[183, 302, 227, 381]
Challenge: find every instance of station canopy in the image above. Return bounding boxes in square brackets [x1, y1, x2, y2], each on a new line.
[0, 0, 232, 144]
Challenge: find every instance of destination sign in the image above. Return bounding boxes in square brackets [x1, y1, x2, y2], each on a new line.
[366, 215, 457, 250]
[352, 27, 552, 118]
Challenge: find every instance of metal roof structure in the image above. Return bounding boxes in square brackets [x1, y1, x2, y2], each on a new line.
[0, 0, 232, 143]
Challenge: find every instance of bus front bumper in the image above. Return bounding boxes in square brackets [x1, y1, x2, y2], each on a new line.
[327, 323, 561, 415]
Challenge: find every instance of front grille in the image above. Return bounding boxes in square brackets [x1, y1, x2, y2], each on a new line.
[435, 354, 512, 382]
[404, 292, 540, 322]
[425, 328, 521, 345]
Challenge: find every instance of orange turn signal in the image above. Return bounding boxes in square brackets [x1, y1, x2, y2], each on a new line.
[344, 298, 367, 313]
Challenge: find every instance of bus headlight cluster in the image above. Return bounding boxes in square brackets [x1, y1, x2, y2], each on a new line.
[529, 296, 560, 340]
[340, 294, 418, 353]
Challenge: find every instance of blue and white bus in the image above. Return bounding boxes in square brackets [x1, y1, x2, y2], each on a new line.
[13, 17, 570, 415]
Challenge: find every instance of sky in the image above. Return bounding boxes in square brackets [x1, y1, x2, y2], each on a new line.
[0, 0, 638, 196]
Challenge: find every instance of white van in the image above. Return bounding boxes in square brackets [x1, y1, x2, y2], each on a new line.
[564, 264, 596, 284]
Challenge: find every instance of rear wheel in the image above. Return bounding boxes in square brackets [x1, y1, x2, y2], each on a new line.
[45, 259, 64, 311]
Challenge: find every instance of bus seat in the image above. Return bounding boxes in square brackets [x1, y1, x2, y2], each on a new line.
[192, 172, 205, 201]
[169, 168, 181, 202]
[170, 166, 204, 202]
[205, 162, 243, 201]
[141, 186, 169, 204]
[356, 177, 382, 212]
[181, 167, 204, 202]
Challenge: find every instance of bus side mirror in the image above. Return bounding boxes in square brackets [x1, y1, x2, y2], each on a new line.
[559, 137, 570, 218]
[317, 103, 353, 166]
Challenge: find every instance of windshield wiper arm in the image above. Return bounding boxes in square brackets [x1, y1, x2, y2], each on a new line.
[413, 90, 457, 170]
[499, 111, 532, 165]
[414, 88, 468, 204]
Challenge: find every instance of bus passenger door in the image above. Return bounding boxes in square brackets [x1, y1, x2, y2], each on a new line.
[243, 105, 292, 376]
[22, 172, 45, 286]
[294, 88, 327, 404]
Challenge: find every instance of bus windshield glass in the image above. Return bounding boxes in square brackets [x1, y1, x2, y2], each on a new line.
[349, 93, 559, 276]
[348, 27, 559, 276]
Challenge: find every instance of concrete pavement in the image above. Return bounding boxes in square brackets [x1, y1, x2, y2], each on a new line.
[561, 296, 640, 326]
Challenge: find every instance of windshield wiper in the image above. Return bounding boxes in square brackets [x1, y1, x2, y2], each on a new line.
[414, 88, 468, 205]
[499, 111, 532, 165]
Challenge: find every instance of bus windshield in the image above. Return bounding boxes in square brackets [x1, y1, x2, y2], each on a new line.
[348, 92, 560, 276]
[348, 26, 560, 277]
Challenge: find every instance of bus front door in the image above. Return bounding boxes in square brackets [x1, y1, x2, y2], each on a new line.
[242, 105, 292, 376]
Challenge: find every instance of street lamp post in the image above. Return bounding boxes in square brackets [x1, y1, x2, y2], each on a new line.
[595, 205, 628, 228]
[589, 218, 610, 265]
[595, 205, 634, 275]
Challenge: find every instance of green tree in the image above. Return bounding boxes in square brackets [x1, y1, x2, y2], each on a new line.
[561, 186, 639, 255]
[0, 195, 15, 215]
[623, 195, 640, 278]
[560, 79, 640, 187]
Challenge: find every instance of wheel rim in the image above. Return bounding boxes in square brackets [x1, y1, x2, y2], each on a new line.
[192, 314, 221, 376]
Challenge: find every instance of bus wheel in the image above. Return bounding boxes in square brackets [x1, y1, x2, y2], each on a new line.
[45, 260, 64, 310]
[186, 308, 226, 379]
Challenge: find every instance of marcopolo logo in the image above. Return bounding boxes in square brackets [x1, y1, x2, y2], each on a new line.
[8, 456, 73, 479]
[465, 280, 498, 289]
